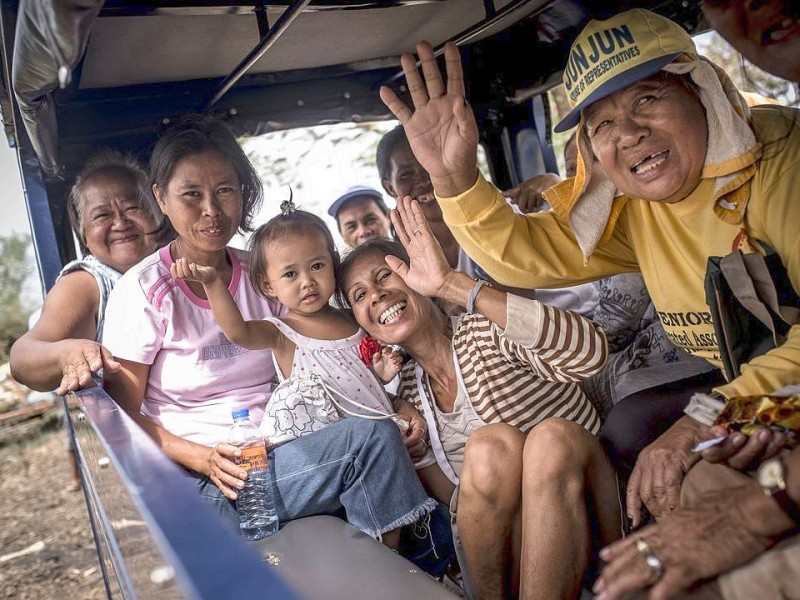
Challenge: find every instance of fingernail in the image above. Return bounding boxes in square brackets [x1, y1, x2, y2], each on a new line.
[732, 433, 746, 445]
[599, 547, 610, 559]
[758, 429, 771, 442]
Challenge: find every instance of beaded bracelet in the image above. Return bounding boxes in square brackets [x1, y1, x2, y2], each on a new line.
[466, 279, 488, 314]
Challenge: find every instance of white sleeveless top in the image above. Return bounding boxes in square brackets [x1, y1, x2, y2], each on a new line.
[266, 317, 393, 414]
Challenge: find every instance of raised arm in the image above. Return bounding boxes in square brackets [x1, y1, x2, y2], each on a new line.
[9, 270, 120, 395]
[382, 41, 636, 290]
[171, 258, 281, 350]
[388, 196, 607, 380]
[387, 195, 508, 327]
[379, 41, 480, 198]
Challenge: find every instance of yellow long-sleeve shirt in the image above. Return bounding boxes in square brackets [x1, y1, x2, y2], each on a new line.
[439, 105, 800, 399]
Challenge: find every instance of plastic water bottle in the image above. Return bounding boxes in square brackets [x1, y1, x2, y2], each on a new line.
[227, 407, 279, 540]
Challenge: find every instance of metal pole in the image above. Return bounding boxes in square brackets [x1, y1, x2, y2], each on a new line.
[206, 0, 312, 109]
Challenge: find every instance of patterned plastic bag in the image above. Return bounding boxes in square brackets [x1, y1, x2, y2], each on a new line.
[260, 373, 408, 447]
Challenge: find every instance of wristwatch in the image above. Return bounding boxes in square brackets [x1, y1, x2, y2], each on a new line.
[757, 456, 800, 524]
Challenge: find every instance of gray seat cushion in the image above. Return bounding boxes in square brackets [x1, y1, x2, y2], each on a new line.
[252, 515, 460, 599]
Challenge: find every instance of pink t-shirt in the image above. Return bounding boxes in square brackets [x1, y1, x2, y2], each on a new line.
[103, 246, 281, 446]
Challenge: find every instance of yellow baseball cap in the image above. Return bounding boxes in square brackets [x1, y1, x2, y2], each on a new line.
[554, 9, 696, 133]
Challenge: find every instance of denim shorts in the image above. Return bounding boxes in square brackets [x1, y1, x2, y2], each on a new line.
[188, 417, 436, 540]
[398, 500, 456, 578]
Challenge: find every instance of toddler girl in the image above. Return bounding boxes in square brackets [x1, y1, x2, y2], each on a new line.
[171, 200, 403, 435]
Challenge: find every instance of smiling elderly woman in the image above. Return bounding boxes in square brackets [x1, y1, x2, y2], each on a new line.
[338, 197, 620, 599]
[11, 150, 166, 396]
[9, 150, 167, 491]
[378, 7, 800, 599]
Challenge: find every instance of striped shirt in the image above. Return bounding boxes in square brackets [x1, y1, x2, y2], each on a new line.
[397, 294, 606, 439]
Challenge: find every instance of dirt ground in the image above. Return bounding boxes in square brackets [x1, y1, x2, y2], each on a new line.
[0, 428, 105, 599]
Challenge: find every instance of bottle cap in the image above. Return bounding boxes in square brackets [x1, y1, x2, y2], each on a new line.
[231, 407, 250, 420]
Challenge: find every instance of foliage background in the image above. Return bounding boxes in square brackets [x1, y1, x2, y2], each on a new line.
[0, 233, 34, 361]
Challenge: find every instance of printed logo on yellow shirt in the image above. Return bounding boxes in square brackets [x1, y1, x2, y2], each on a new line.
[657, 309, 721, 364]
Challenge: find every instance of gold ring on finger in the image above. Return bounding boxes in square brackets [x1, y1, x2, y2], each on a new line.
[635, 538, 651, 555]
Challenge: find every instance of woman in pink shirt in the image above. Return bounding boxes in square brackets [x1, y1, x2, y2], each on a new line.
[102, 114, 435, 548]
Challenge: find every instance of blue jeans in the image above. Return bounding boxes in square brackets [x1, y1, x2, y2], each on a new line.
[189, 418, 436, 540]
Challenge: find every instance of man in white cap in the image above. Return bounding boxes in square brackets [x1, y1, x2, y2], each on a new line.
[328, 185, 392, 249]
[380, 7, 800, 599]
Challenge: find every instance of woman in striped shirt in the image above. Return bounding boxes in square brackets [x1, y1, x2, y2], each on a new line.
[337, 196, 622, 599]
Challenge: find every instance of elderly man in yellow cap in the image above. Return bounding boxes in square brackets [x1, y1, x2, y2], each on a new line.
[380, 7, 800, 600]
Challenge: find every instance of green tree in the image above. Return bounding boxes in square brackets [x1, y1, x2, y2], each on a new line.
[0, 232, 33, 361]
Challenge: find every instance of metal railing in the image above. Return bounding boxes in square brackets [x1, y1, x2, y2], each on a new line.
[69, 386, 301, 599]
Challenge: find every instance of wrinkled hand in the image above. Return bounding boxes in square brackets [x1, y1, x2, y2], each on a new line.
[594, 488, 771, 600]
[56, 340, 121, 395]
[171, 257, 217, 286]
[205, 442, 248, 501]
[379, 41, 479, 198]
[372, 346, 403, 385]
[627, 417, 704, 527]
[394, 396, 429, 460]
[504, 173, 562, 213]
[701, 425, 787, 471]
[387, 196, 454, 298]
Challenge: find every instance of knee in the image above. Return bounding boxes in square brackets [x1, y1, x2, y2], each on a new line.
[523, 418, 594, 481]
[461, 424, 524, 501]
[370, 417, 401, 437]
[349, 415, 396, 435]
[344, 416, 403, 450]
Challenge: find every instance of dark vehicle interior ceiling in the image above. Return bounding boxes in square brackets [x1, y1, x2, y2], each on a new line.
[0, 0, 708, 269]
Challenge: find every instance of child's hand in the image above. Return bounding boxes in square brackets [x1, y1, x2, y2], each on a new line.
[171, 257, 218, 286]
[372, 346, 403, 384]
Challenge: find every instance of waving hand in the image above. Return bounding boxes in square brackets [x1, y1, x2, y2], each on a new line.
[386, 196, 453, 298]
[379, 41, 480, 198]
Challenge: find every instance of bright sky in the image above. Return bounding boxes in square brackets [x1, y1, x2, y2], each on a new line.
[0, 141, 32, 237]
[237, 121, 397, 253]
